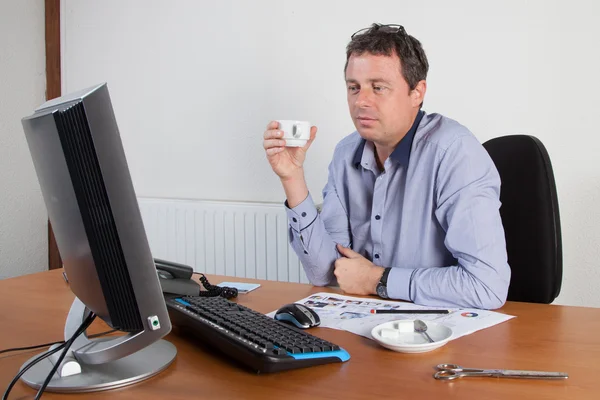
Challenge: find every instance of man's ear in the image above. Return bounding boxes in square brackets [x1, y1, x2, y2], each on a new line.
[411, 80, 427, 108]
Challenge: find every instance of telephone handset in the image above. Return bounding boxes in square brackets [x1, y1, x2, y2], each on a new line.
[154, 258, 238, 299]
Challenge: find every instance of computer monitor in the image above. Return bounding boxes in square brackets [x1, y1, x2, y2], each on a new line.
[20, 83, 176, 393]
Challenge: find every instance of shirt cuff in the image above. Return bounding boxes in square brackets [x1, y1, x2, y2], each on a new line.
[386, 267, 416, 301]
[284, 193, 319, 233]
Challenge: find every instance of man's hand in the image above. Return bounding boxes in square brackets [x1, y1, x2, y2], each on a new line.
[263, 121, 317, 180]
[334, 244, 385, 296]
[263, 121, 317, 207]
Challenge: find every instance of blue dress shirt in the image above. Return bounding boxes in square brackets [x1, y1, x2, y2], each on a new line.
[285, 111, 511, 309]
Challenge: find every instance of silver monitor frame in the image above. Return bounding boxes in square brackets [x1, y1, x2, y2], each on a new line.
[20, 83, 176, 392]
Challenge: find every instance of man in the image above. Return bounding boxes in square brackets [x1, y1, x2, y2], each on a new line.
[262, 23, 510, 309]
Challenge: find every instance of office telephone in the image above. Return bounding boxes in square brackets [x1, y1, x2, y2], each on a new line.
[154, 258, 238, 299]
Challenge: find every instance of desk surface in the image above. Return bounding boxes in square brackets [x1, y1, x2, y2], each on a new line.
[1, 270, 599, 399]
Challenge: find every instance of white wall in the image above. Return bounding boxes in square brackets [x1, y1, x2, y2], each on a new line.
[62, 0, 600, 307]
[0, 0, 48, 279]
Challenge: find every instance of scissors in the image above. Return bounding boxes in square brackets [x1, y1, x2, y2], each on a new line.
[434, 363, 568, 381]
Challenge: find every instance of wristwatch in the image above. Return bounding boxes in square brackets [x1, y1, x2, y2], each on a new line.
[376, 268, 391, 299]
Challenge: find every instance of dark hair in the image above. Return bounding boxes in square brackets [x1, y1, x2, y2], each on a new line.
[345, 23, 429, 95]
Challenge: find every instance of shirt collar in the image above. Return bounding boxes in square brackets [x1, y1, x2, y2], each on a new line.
[353, 110, 424, 168]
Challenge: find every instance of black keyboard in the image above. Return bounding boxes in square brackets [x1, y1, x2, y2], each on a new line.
[165, 295, 350, 373]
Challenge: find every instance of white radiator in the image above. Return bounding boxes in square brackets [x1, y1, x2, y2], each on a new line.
[137, 197, 309, 284]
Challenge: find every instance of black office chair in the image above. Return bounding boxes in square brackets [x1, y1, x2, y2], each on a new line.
[483, 135, 562, 304]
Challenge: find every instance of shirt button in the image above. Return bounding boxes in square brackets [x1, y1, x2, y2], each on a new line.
[292, 217, 297, 223]
[375, 215, 381, 220]
[301, 212, 307, 217]
[374, 254, 380, 259]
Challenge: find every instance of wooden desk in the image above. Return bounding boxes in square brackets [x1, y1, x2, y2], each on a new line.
[1, 270, 599, 399]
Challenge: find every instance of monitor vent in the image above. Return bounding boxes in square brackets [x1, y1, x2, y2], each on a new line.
[55, 103, 143, 332]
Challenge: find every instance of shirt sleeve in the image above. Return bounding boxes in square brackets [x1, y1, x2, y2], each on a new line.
[387, 135, 511, 310]
[285, 158, 351, 286]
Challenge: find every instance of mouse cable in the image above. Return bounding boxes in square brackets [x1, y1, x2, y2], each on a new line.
[2, 312, 96, 400]
[0, 328, 118, 356]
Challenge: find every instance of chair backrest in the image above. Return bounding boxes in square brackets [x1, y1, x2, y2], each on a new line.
[483, 135, 562, 303]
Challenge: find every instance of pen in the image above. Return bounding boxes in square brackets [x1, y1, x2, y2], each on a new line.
[370, 309, 450, 314]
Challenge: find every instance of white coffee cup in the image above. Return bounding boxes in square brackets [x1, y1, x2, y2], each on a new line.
[276, 120, 311, 147]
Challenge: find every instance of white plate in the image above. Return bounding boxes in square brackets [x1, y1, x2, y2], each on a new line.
[371, 320, 453, 353]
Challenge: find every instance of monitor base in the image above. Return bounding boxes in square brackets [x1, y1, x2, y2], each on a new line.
[20, 339, 176, 393]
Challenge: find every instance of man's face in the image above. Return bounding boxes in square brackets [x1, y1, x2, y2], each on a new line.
[345, 52, 420, 145]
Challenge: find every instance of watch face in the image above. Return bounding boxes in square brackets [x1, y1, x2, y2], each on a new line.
[377, 284, 387, 298]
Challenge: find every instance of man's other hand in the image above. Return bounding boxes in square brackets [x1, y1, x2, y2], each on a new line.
[334, 244, 384, 296]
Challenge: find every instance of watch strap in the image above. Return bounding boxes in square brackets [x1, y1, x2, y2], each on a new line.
[379, 267, 391, 287]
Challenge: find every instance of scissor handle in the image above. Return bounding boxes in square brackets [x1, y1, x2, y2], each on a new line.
[435, 364, 482, 373]
[436, 363, 461, 371]
[434, 370, 463, 380]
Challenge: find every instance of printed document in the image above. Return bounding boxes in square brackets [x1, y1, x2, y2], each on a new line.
[267, 292, 514, 340]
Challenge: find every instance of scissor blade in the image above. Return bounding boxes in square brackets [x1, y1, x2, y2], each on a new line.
[500, 370, 568, 379]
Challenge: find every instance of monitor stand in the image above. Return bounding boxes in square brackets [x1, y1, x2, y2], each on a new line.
[20, 298, 177, 393]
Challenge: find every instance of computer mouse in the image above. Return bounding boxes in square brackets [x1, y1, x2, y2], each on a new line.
[274, 303, 320, 329]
